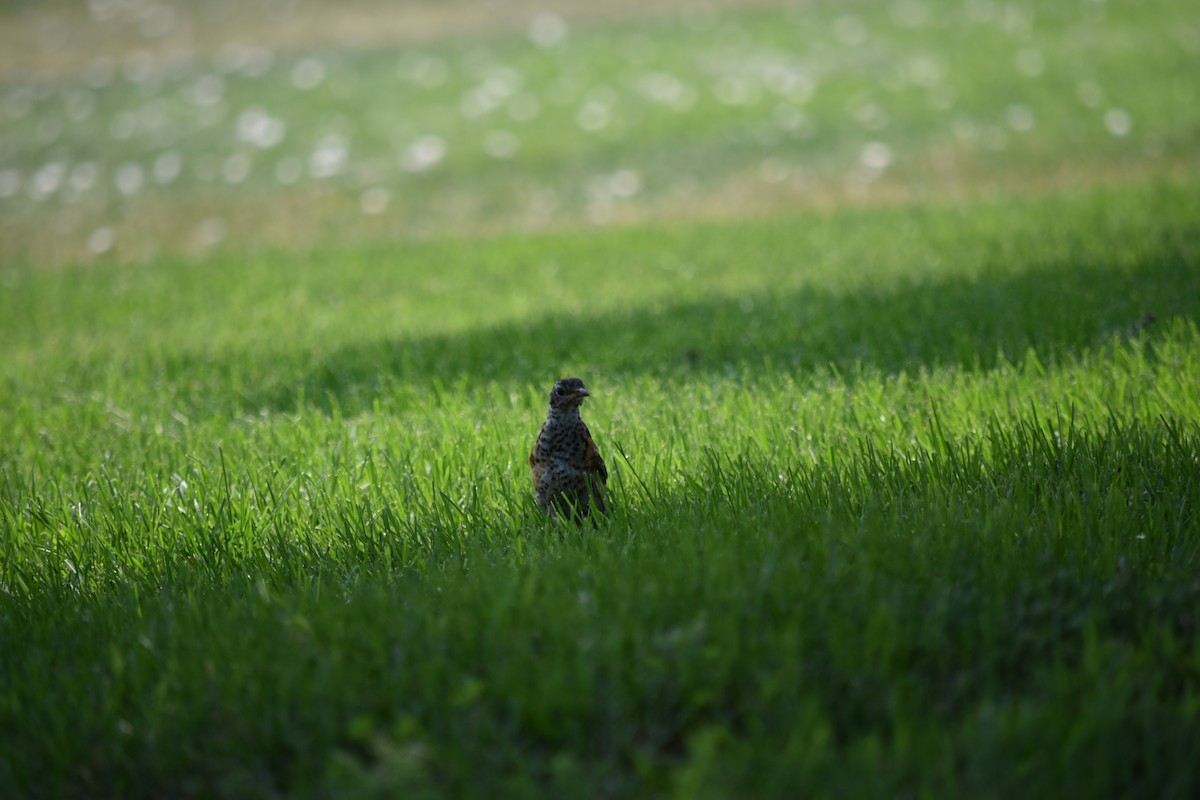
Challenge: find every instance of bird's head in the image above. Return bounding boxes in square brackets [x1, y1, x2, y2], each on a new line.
[548, 377, 590, 410]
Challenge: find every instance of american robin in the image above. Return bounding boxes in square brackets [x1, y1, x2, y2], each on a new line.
[530, 377, 607, 520]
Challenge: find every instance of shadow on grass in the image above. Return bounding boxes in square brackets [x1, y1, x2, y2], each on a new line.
[5, 411, 1199, 799]
[245, 237, 1195, 414]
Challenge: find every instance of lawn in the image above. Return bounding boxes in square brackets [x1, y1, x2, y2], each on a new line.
[2, 0, 1200, 797]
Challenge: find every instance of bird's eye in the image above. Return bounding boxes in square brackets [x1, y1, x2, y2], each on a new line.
[555, 386, 566, 396]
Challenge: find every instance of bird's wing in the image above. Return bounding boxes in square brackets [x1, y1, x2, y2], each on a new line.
[529, 423, 545, 468]
[582, 423, 607, 484]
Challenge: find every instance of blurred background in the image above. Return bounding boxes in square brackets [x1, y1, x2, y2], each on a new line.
[1, 0, 1195, 267]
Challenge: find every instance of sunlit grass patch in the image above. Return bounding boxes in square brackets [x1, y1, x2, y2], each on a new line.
[2, 176, 1199, 796]
[2, 0, 1197, 266]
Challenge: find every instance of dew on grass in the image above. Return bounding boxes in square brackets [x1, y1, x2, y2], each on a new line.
[637, 72, 696, 111]
[507, 92, 541, 122]
[964, 0, 997, 24]
[582, 169, 641, 222]
[122, 51, 157, 85]
[64, 89, 97, 122]
[37, 116, 64, 144]
[577, 83, 617, 116]
[115, 162, 144, 196]
[192, 154, 218, 182]
[791, 72, 818, 104]
[88, 0, 119, 22]
[953, 116, 978, 143]
[139, 5, 177, 39]
[547, 72, 586, 106]
[360, 186, 391, 215]
[190, 74, 225, 107]
[0, 169, 19, 199]
[154, 151, 182, 184]
[529, 13, 568, 48]
[85, 57, 116, 88]
[586, 196, 613, 225]
[31, 162, 66, 200]
[714, 76, 761, 107]
[485, 67, 522, 97]
[213, 45, 243, 73]
[484, 130, 519, 159]
[217, 44, 274, 77]
[1015, 49, 1045, 78]
[275, 155, 303, 184]
[236, 107, 286, 148]
[1080, 0, 1107, 23]
[980, 126, 1008, 150]
[759, 158, 790, 183]
[1077, 81, 1104, 108]
[890, 0, 930, 28]
[927, 86, 955, 110]
[608, 169, 642, 198]
[860, 142, 893, 171]
[1006, 105, 1035, 132]
[139, 77, 167, 104]
[844, 168, 877, 195]
[636, 72, 674, 102]
[1104, 108, 1132, 137]
[576, 101, 610, 132]
[137, 99, 169, 136]
[460, 86, 502, 119]
[69, 161, 99, 194]
[685, 8, 718, 32]
[291, 57, 327, 91]
[5, 86, 34, 119]
[715, 21, 751, 50]
[853, 102, 889, 131]
[195, 105, 226, 129]
[1173, 23, 1200, 54]
[406, 56, 448, 89]
[1002, 4, 1032, 34]
[88, 226, 115, 254]
[195, 218, 226, 248]
[462, 68, 522, 119]
[459, 92, 489, 119]
[834, 15, 867, 46]
[310, 135, 349, 178]
[629, 37, 667, 71]
[906, 56, 943, 88]
[585, 173, 613, 205]
[527, 187, 560, 220]
[222, 153, 251, 184]
[763, 64, 814, 101]
[403, 134, 446, 172]
[773, 103, 806, 132]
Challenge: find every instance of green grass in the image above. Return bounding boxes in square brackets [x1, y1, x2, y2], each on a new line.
[2, 178, 1200, 797]
[2, 0, 1198, 263]
[3, 0, 1200, 796]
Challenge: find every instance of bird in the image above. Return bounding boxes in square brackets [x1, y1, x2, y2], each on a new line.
[529, 377, 608, 520]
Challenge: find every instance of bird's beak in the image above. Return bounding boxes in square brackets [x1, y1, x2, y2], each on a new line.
[575, 389, 590, 399]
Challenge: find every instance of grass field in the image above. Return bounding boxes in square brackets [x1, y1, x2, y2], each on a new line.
[3, 0, 1200, 797]
[4, 0, 1198, 264]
